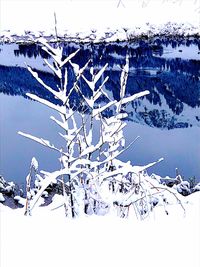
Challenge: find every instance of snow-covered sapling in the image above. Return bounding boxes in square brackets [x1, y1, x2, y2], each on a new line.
[19, 39, 184, 219]
[24, 157, 39, 216]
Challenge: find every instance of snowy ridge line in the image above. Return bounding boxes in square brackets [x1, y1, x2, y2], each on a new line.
[1, 22, 199, 44]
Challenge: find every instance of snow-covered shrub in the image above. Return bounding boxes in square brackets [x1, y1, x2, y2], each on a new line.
[24, 157, 48, 215]
[0, 193, 5, 202]
[0, 176, 15, 196]
[192, 182, 200, 193]
[19, 39, 185, 219]
[14, 195, 26, 206]
[0, 176, 25, 208]
[188, 176, 198, 189]
[174, 181, 191, 196]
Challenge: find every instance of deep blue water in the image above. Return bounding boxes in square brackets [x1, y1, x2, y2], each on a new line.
[0, 38, 200, 183]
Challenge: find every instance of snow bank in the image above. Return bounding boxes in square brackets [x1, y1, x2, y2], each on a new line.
[0, 192, 200, 267]
[1, 0, 199, 43]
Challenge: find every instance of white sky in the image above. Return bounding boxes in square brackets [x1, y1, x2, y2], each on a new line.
[0, 0, 199, 34]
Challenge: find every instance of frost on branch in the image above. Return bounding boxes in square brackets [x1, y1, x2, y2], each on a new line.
[20, 42, 185, 219]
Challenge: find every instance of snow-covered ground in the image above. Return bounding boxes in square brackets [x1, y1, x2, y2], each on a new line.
[1, 0, 199, 42]
[1, 191, 200, 267]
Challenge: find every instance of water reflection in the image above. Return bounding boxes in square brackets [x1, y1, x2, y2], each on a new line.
[0, 39, 200, 182]
[1, 39, 200, 129]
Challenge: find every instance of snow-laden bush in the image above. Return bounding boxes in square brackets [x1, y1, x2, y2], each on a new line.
[193, 183, 200, 192]
[0, 176, 15, 196]
[19, 39, 184, 219]
[0, 193, 5, 202]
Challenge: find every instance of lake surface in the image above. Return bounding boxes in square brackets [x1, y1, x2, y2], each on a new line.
[0, 38, 200, 184]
